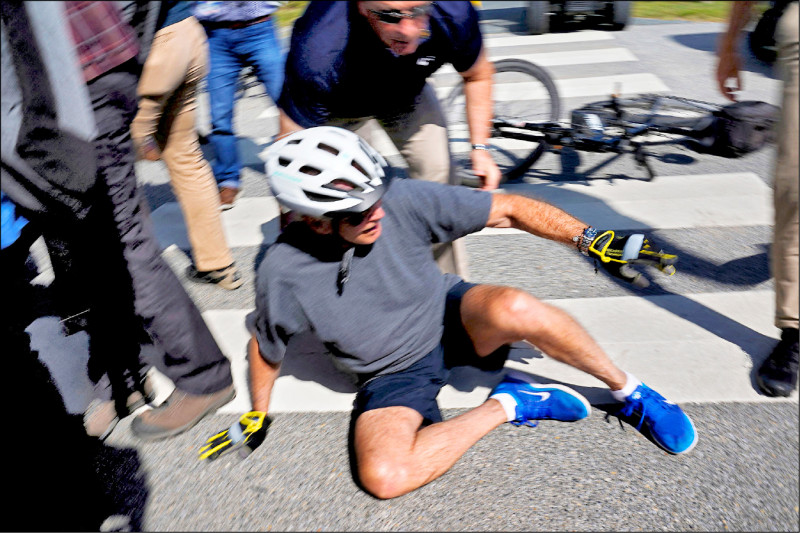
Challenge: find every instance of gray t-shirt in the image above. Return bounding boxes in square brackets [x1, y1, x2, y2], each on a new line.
[247, 179, 493, 378]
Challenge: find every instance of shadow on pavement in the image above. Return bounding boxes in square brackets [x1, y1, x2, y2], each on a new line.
[671, 32, 778, 80]
[95, 446, 150, 532]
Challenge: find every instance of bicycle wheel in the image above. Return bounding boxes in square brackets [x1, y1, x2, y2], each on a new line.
[444, 58, 561, 187]
[579, 94, 718, 131]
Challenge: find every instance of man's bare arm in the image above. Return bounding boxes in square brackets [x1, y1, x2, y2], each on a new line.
[486, 193, 588, 246]
[716, 1, 756, 101]
[460, 48, 501, 190]
[249, 335, 281, 413]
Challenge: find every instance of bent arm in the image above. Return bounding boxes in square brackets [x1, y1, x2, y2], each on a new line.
[460, 48, 501, 190]
[460, 48, 494, 148]
[486, 193, 588, 246]
[249, 335, 282, 413]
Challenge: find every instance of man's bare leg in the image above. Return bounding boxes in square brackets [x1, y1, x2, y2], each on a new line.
[460, 285, 628, 391]
[354, 402, 507, 499]
[353, 284, 636, 500]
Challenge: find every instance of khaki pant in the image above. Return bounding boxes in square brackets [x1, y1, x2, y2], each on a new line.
[773, 1, 799, 329]
[131, 17, 233, 272]
[327, 83, 471, 279]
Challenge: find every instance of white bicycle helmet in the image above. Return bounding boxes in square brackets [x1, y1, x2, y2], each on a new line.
[265, 126, 388, 218]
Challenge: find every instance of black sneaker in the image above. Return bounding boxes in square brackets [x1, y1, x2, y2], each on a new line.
[756, 328, 799, 397]
[186, 263, 243, 290]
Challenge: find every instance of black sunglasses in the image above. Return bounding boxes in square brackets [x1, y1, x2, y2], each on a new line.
[342, 201, 382, 226]
[368, 3, 433, 24]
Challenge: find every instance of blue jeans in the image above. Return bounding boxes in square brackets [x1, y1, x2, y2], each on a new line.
[204, 18, 285, 189]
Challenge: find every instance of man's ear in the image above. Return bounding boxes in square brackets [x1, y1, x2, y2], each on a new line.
[303, 215, 334, 235]
[356, 2, 371, 17]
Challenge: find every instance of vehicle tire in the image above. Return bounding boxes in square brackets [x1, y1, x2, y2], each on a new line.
[444, 58, 561, 187]
[525, 1, 550, 35]
[608, 1, 630, 31]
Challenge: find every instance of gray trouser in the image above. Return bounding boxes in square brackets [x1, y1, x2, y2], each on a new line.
[326, 83, 471, 280]
[773, 1, 798, 330]
[88, 62, 233, 394]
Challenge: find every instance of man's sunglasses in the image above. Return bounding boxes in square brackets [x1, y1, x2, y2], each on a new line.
[341, 201, 382, 226]
[368, 3, 433, 24]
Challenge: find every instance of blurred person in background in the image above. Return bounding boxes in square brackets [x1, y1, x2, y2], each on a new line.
[4, 0, 238, 444]
[716, 0, 798, 397]
[61, 0, 237, 440]
[131, 1, 243, 291]
[193, 1, 286, 210]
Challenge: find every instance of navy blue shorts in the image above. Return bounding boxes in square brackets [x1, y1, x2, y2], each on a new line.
[353, 281, 509, 425]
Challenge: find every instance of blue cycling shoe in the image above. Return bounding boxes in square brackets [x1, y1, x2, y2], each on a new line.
[490, 371, 591, 427]
[618, 383, 697, 455]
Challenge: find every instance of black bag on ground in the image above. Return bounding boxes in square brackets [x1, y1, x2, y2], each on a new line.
[708, 100, 780, 157]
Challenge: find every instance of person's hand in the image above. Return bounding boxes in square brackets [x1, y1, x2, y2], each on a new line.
[716, 47, 742, 102]
[587, 230, 677, 288]
[471, 147, 502, 190]
[135, 135, 162, 161]
[198, 411, 271, 461]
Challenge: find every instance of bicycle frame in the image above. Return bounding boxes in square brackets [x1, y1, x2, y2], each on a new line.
[491, 93, 718, 181]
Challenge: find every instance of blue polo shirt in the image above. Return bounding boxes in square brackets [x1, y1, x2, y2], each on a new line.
[278, 1, 482, 127]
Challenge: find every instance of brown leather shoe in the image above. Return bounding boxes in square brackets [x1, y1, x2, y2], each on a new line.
[219, 186, 240, 211]
[131, 384, 236, 440]
[84, 399, 120, 440]
[85, 377, 157, 440]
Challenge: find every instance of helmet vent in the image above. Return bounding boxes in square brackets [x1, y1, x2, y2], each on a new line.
[278, 157, 291, 167]
[324, 179, 361, 193]
[317, 142, 339, 156]
[351, 160, 369, 178]
[305, 191, 340, 202]
[298, 165, 322, 176]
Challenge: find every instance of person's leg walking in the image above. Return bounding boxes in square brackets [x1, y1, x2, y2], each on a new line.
[772, 1, 799, 332]
[134, 17, 236, 274]
[204, 27, 243, 192]
[89, 62, 233, 396]
[758, 1, 799, 396]
[383, 84, 455, 185]
[4, 223, 113, 530]
[240, 17, 284, 104]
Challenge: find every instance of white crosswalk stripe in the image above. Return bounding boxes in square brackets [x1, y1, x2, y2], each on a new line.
[484, 29, 615, 46]
[150, 172, 772, 250]
[188, 288, 778, 414]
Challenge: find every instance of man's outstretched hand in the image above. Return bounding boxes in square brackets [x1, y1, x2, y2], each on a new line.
[199, 411, 271, 461]
[588, 230, 677, 288]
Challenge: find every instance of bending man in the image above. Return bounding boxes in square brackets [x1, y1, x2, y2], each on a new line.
[277, 1, 500, 278]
